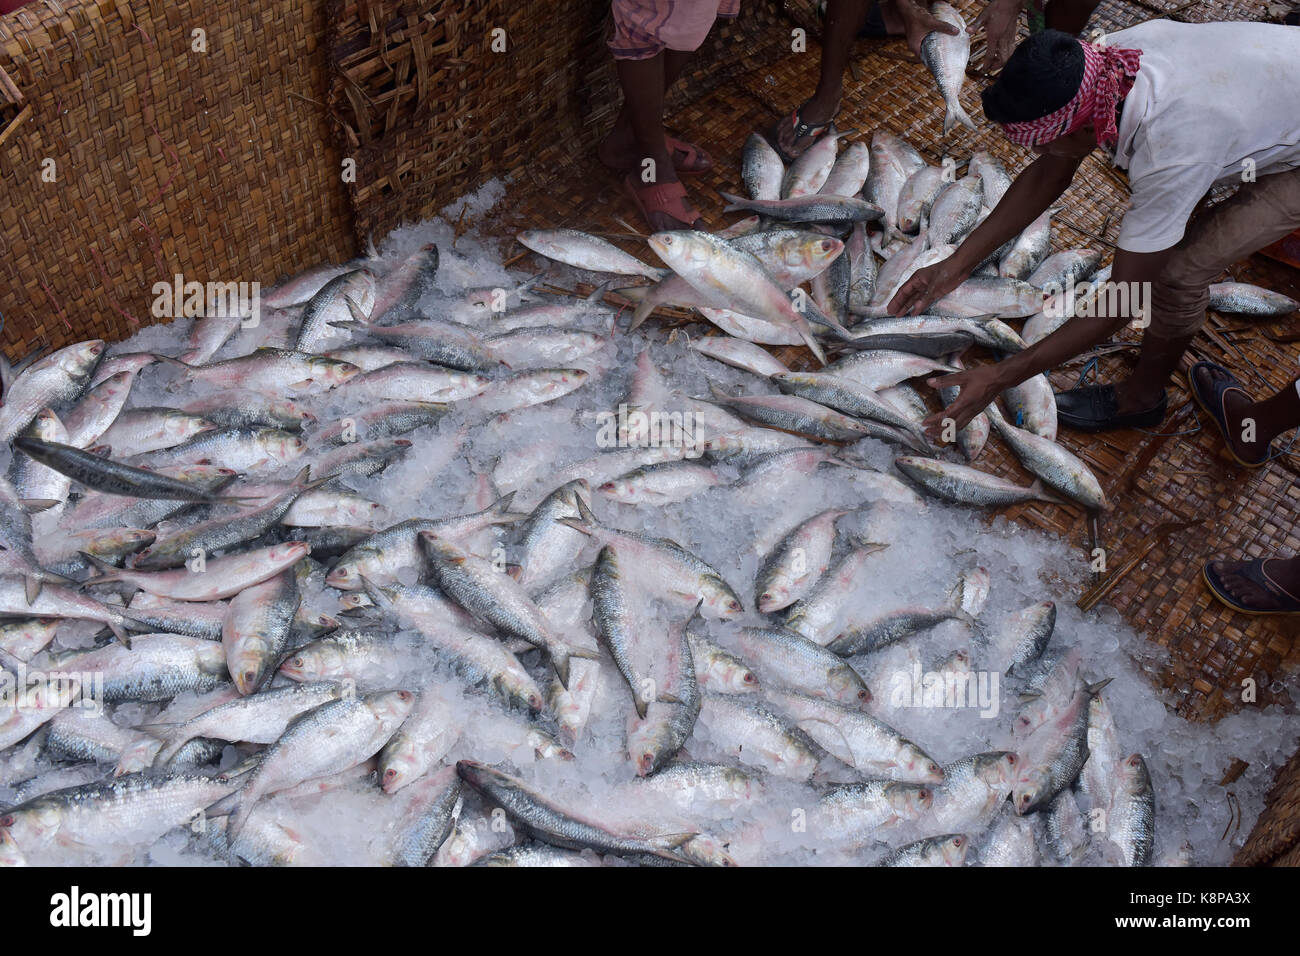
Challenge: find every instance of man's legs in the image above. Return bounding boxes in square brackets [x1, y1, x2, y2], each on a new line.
[601, 50, 694, 169]
[775, 0, 871, 157]
[1113, 167, 1300, 416]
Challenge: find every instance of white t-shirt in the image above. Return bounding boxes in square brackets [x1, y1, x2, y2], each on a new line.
[1105, 21, 1300, 253]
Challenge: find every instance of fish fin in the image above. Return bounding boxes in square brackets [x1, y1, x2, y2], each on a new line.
[795, 716, 857, 767]
[585, 280, 612, 305]
[551, 650, 571, 690]
[797, 323, 828, 366]
[516, 274, 544, 302]
[632, 691, 649, 721]
[656, 692, 683, 705]
[106, 619, 132, 649]
[627, 297, 656, 332]
[614, 285, 648, 303]
[1086, 677, 1114, 696]
[717, 190, 748, 213]
[20, 498, 60, 514]
[344, 296, 370, 323]
[0, 352, 10, 393]
[1027, 479, 1071, 507]
[569, 646, 600, 661]
[152, 354, 193, 370]
[649, 831, 698, 851]
[287, 379, 316, 392]
[23, 574, 42, 604]
[358, 575, 396, 611]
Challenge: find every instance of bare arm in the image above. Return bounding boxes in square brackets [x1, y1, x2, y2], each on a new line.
[919, 246, 1176, 435]
[888, 152, 1086, 317]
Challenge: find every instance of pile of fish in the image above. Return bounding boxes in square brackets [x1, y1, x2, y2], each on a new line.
[0, 118, 1293, 865]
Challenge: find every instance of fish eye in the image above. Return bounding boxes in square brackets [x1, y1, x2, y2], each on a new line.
[743, 672, 757, 684]
[398, 691, 412, 701]
[0, 815, 12, 827]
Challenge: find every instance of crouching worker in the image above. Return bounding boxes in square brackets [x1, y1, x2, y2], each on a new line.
[887, 22, 1300, 615]
[598, 0, 740, 230]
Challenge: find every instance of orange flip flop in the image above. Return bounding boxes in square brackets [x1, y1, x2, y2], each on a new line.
[622, 175, 703, 231]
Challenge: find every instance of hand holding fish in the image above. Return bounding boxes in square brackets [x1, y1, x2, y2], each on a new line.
[922, 362, 1005, 437]
[970, 0, 1022, 73]
[886, 0, 961, 57]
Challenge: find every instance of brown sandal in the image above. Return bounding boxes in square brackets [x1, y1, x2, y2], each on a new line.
[622, 175, 703, 231]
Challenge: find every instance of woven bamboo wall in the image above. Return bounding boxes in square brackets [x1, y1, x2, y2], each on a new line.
[325, 0, 817, 244]
[0, 0, 356, 364]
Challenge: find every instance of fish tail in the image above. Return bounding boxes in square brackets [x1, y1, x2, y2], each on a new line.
[78, 551, 124, 586]
[717, 190, 747, 213]
[943, 102, 976, 136]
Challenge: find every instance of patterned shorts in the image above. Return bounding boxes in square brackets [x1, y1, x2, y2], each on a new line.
[609, 0, 741, 60]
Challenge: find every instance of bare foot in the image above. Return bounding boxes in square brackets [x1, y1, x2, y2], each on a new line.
[1207, 556, 1300, 612]
[1190, 364, 1272, 463]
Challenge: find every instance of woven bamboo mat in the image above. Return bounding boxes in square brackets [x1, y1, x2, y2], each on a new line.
[0, 0, 356, 364]
[486, 0, 1300, 726]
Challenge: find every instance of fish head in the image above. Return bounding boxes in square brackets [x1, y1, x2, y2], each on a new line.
[938, 834, 968, 866]
[367, 689, 417, 728]
[755, 581, 791, 615]
[829, 670, 872, 708]
[1011, 771, 1050, 816]
[379, 736, 421, 794]
[701, 578, 744, 619]
[324, 560, 364, 590]
[62, 340, 106, 375]
[1118, 753, 1151, 795]
[0, 803, 61, 848]
[647, 231, 709, 271]
[28, 409, 63, 441]
[0, 826, 26, 867]
[890, 782, 933, 817]
[229, 640, 272, 696]
[785, 235, 844, 273]
[278, 646, 331, 681]
[309, 356, 361, 386]
[261, 430, 307, 463]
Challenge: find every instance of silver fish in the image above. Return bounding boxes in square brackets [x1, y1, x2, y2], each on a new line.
[742, 132, 785, 201]
[517, 229, 664, 280]
[1209, 281, 1299, 316]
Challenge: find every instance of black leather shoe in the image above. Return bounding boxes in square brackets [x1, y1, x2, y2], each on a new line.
[1054, 385, 1167, 432]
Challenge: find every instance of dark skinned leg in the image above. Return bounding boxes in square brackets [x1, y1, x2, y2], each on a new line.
[1201, 372, 1300, 610]
[1044, 0, 1102, 34]
[1190, 366, 1300, 462]
[776, 0, 870, 156]
[612, 54, 676, 186]
[606, 50, 695, 155]
[1112, 331, 1197, 415]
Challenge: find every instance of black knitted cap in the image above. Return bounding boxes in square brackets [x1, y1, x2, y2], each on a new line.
[981, 30, 1086, 124]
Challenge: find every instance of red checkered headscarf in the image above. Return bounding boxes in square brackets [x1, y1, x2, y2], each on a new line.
[1000, 39, 1142, 149]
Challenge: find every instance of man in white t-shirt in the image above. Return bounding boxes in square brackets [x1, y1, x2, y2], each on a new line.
[888, 22, 1300, 615]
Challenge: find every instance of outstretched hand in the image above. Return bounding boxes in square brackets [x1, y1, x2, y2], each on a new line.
[921, 363, 1005, 438]
[886, 258, 967, 317]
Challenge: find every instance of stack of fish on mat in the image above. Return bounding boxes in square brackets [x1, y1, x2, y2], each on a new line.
[2, 115, 1291, 862]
